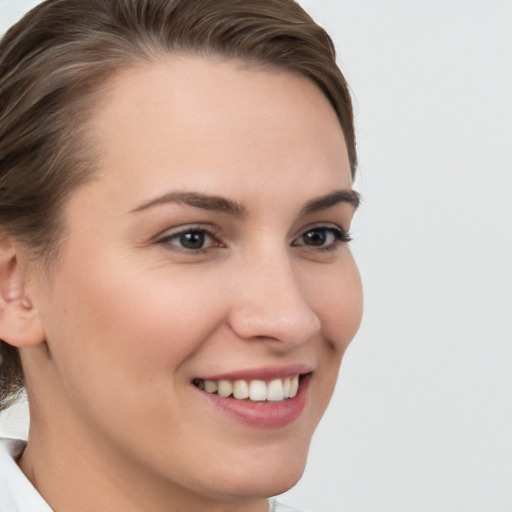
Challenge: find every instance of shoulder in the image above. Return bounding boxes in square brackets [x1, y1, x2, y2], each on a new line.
[0, 437, 53, 512]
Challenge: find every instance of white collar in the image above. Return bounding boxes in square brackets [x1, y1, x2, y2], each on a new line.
[0, 437, 53, 512]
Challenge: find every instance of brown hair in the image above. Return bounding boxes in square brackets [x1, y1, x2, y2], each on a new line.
[0, 0, 356, 411]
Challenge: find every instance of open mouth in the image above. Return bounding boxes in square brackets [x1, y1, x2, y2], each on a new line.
[192, 373, 312, 402]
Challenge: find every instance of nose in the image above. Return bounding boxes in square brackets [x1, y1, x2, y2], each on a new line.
[227, 250, 321, 347]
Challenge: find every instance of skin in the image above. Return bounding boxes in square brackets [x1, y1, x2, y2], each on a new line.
[12, 56, 363, 512]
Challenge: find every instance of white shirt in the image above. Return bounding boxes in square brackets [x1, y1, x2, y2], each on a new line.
[0, 438, 304, 512]
[0, 438, 52, 512]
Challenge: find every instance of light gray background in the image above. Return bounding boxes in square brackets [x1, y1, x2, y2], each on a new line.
[1, 1, 511, 511]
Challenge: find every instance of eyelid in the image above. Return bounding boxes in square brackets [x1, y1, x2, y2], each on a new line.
[292, 222, 350, 239]
[156, 224, 225, 250]
[291, 223, 352, 248]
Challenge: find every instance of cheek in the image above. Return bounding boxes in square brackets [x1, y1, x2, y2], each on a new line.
[39, 260, 233, 447]
[306, 255, 363, 351]
[44, 257, 228, 391]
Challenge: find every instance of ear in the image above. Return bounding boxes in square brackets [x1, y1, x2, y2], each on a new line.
[0, 236, 45, 348]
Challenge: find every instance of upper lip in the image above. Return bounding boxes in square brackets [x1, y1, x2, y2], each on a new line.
[195, 364, 313, 382]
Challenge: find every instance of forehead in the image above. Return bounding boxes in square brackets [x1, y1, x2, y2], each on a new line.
[86, 55, 351, 206]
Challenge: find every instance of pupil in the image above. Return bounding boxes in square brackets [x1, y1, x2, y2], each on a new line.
[305, 230, 326, 246]
[181, 231, 205, 249]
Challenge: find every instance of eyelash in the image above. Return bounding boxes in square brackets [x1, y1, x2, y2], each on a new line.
[292, 226, 352, 252]
[157, 224, 352, 254]
[157, 225, 223, 254]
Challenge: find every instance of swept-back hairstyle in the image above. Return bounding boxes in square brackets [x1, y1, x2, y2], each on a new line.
[0, 0, 356, 410]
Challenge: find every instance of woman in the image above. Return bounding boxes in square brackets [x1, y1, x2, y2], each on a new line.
[0, 1, 362, 511]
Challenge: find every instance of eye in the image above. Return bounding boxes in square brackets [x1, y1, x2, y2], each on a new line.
[292, 226, 351, 250]
[158, 227, 221, 251]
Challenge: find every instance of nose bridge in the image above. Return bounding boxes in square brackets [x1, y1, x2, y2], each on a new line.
[228, 245, 321, 344]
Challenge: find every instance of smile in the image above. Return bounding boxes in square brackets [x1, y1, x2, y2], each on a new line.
[192, 375, 303, 402]
[192, 369, 312, 428]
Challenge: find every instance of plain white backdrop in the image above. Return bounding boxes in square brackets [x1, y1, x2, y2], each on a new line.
[1, 1, 511, 511]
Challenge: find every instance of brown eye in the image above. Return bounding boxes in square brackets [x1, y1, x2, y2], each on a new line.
[293, 227, 351, 249]
[302, 229, 330, 246]
[179, 231, 207, 250]
[161, 228, 220, 251]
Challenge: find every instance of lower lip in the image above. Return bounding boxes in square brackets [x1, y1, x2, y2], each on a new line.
[197, 375, 311, 429]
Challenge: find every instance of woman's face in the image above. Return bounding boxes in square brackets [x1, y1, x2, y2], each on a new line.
[28, 56, 362, 506]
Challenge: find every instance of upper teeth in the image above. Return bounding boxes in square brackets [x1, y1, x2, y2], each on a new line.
[195, 376, 300, 402]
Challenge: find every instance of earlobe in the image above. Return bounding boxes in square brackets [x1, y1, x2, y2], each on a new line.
[0, 236, 45, 348]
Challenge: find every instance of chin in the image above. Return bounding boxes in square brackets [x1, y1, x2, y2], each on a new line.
[218, 467, 306, 501]
[209, 442, 310, 500]
[261, 466, 305, 497]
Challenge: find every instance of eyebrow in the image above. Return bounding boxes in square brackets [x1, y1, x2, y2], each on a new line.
[301, 189, 360, 215]
[130, 189, 360, 217]
[130, 191, 248, 217]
